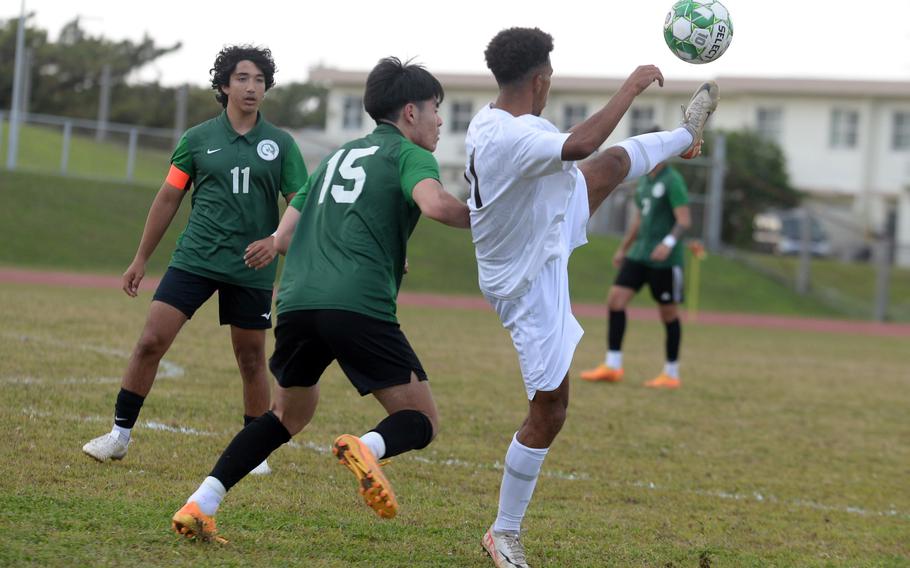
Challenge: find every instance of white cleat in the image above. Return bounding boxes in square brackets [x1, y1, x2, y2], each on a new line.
[249, 459, 272, 475]
[679, 80, 720, 159]
[82, 433, 129, 462]
[482, 525, 530, 568]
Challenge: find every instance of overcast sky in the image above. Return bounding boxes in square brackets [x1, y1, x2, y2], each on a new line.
[6, 0, 910, 87]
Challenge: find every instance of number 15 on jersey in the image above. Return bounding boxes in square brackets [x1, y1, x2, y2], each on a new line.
[317, 146, 380, 205]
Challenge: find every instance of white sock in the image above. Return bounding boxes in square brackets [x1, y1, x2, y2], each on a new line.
[360, 431, 386, 460]
[187, 476, 227, 516]
[612, 128, 694, 181]
[606, 350, 623, 369]
[111, 425, 131, 444]
[493, 433, 549, 534]
[664, 361, 680, 379]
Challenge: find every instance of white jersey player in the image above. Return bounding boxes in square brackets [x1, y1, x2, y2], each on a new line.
[468, 27, 718, 568]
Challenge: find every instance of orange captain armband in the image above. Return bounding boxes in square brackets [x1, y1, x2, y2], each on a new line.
[165, 165, 191, 190]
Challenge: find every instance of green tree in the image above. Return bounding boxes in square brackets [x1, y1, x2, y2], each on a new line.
[681, 130, 801, 247]
[2, 16, 327, 131]
[262, 82, 327, 129]
[0, 15, 180, 122]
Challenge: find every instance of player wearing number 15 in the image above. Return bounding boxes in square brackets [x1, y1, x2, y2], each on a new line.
[171, 57, 470, 542]
[82, 45, 308, 474]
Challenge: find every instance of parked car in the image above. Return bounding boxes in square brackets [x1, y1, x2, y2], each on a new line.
[753, 210, 833, 257]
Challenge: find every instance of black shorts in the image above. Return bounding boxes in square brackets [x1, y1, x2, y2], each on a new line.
[153, 267, 273, 329]
[269, 309, 428, 396]
[614, 258, 684, 305]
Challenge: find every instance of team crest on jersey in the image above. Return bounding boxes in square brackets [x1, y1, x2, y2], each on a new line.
[652, 182, 665, 198]
[257, 139, 279, 161]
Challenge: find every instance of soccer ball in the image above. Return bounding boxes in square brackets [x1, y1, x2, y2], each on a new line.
[664, 0, 733, 64]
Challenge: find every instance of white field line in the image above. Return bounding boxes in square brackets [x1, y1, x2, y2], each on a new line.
[22, 407, 908, 521]
[0, 332, 185, 383]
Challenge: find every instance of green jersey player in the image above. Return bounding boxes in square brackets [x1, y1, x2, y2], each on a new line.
[172, 57, 470, 542]
[580, 157, 692, 389]
[82, 46, 308, 474]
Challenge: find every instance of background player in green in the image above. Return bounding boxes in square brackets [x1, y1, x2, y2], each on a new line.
[82, 45, 308, 473]
[580, 144, 692, 389]
[171, 56, 470, 541]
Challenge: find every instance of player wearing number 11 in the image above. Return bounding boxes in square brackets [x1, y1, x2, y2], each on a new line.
[171, 57, 470, 541]
[82, 45, 308, 475]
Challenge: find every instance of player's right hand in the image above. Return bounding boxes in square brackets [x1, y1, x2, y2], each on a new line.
[122, 261, 145, 297]
[612, 250, 625, 268]
[622, 65, 664, 96]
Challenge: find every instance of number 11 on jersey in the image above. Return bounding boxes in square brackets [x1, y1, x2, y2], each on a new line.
[231, 166, 250, 194]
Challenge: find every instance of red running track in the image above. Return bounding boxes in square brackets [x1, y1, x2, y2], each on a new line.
[1, 267, 908, 338]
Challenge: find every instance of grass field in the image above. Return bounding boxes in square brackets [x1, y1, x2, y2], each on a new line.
[0, 282, 907, 567]
[6, 169, 907, 320]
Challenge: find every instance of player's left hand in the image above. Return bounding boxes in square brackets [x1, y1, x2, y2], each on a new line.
[650, 244, 671, 262]
[244, 236, 278, 270]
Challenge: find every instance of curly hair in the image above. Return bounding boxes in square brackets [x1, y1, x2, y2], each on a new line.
[210, 45, 276, 108]
[484, 27, 554, 86]
[363, 57, 444, 123]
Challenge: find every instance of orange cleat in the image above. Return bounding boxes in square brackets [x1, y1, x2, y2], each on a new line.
[644, 373, 681, 389]
[579, 364, 624, 383]
[171, 501, 226, 543]
[332, 434, 398, 519]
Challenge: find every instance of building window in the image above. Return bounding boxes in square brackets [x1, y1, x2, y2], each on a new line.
[756, 107, 782, 143]
[629, 106, 655, 136]
[830, 109, 858, 148]
[562, 103, 587, 131]
[342, 96, 363, 130]
[893, 112, 910, 150]
[450, 101, 474, 132]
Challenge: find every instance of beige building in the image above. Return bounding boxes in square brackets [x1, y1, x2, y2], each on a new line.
[306, 67, 910, 265]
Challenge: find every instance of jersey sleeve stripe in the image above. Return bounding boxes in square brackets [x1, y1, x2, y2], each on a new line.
[165, 164, 191, 190]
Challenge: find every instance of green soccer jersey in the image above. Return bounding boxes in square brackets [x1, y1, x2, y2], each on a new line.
[276, 123, 440, 322]
[168, 111, 308, 290]
[626, 164, 689, 268]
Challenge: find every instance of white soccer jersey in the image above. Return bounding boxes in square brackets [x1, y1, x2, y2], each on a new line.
[465, 104, 586, 299]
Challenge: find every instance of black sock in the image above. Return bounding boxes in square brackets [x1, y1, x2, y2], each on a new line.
[608, 310, 626, 352]
[665, 318, 681, 362]
[210, 411, 290, 490]
[243, 414, 260, 427]
[371, 410, 434, 458]
[114, 388, 145, 429]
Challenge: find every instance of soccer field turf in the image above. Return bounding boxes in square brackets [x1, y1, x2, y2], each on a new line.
[0, 282, 907, 567]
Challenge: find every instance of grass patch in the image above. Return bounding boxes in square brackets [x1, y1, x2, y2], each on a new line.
[1, 120, 171, 185]
[0, 283, 908, 566]
[1, 168, 903, 320]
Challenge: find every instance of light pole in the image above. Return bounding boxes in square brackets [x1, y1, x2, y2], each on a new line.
[6, 0, 27, 170]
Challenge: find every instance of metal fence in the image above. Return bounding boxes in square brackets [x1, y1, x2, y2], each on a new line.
[1, 111, 177, 185]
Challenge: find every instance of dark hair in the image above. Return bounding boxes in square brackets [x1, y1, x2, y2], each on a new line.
[210, 45, 276, 108]
[363, 57, 444, 123]
[484, 27, 554, 86]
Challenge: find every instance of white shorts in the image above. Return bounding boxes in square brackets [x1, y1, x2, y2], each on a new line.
[485, 176, 589, 400]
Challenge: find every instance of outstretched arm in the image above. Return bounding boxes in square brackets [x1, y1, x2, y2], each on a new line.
[122, 182, 186, 297]
[562, 65, 664, 161]
[412, 178, 471, 229]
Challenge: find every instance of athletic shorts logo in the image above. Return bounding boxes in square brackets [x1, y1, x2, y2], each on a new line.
[257, 139, 279, 161]
[652, 182, 665, 198]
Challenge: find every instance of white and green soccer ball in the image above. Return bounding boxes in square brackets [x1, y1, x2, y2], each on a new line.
[664, 0, 733, 64]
